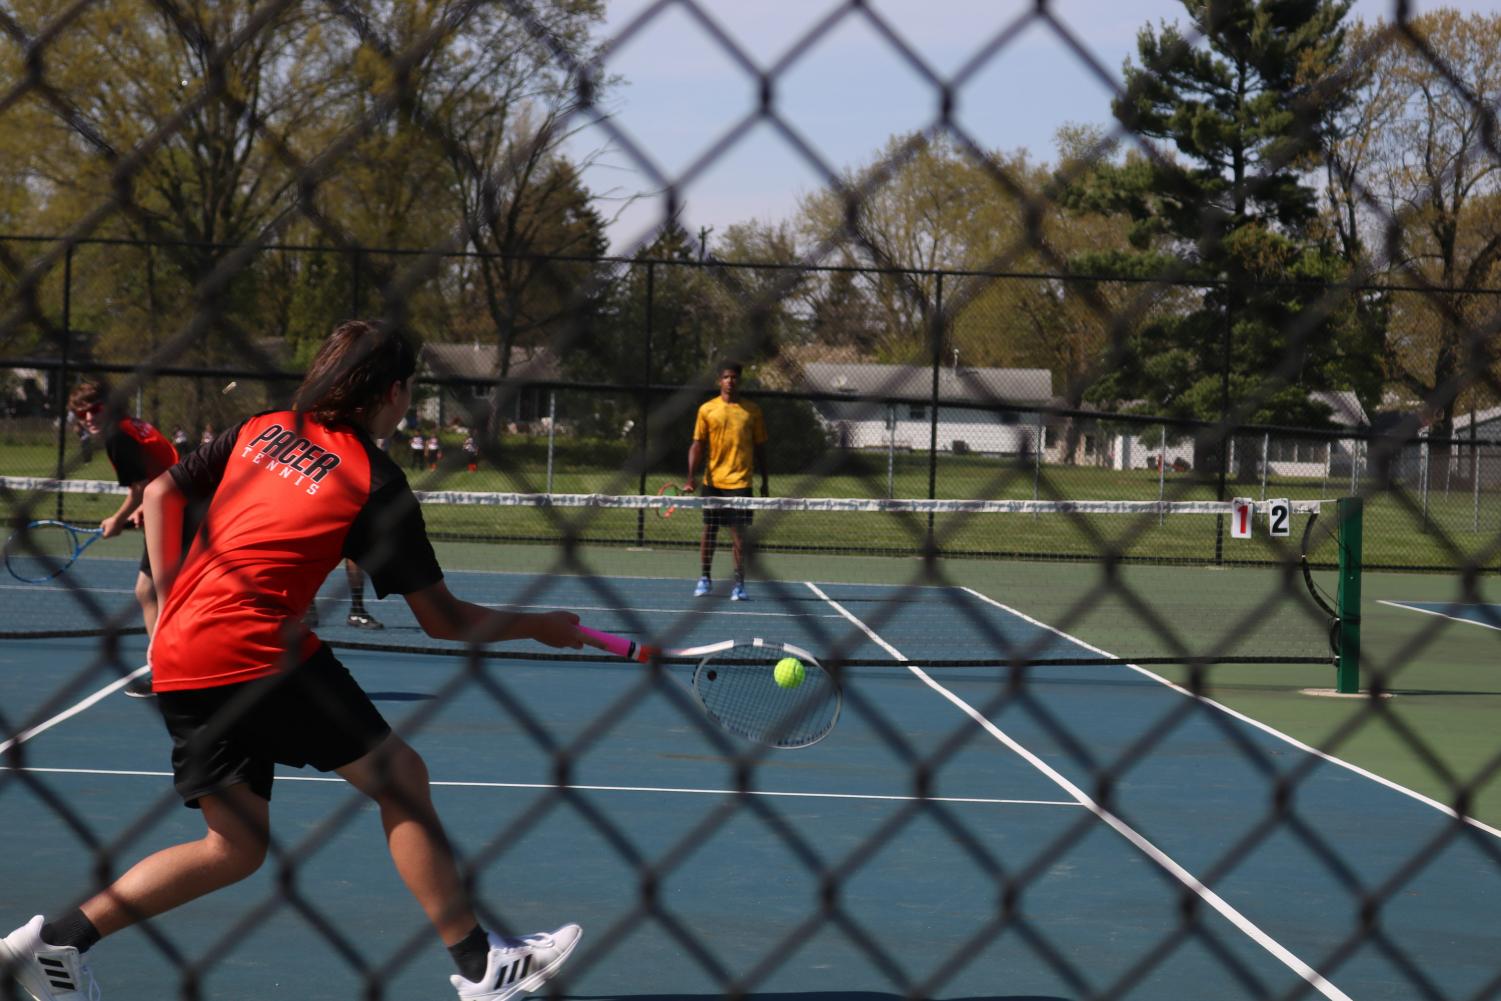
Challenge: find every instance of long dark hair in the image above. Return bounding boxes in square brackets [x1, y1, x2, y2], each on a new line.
[293, 320, 417, 425]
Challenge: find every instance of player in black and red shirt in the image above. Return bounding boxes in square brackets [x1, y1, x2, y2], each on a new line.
[67, 380, 179, 698]
[3, 323, 583, 1001]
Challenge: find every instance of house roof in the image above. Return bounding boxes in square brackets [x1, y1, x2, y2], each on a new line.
[800, 362, 1052, 404]
[1308, 390, 1368, 429]
[420, 343, 561, 382]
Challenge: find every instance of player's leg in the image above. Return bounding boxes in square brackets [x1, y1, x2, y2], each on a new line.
[338, 734, 475, 940]
[3, 784, 269, 1000]
[83, 784, 270, 935]
[124, 560, 157, 697]
[134, 570, 159, 636]
[695, 518, 717, 597]
[345, 559, 382, 629]
[728, 523, 748, 601]
[337, 734, 581, 998]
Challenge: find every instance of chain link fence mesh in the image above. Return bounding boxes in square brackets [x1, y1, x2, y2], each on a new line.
[3, 1, 1501, 999]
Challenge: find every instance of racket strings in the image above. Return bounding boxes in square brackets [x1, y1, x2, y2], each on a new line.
[693, 644, 839, 748]
[4, 523, 82, 582]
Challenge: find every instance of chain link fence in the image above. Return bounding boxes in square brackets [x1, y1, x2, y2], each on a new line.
[3, 2, 1501, 1000]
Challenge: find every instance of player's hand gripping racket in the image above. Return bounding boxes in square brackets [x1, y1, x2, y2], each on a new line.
[577, 625, 840, 748]
[655, 482, 684, 519]
[4, 521, 104, 582]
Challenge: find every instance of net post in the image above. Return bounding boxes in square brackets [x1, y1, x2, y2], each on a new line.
[1335, 495, 1363, 694]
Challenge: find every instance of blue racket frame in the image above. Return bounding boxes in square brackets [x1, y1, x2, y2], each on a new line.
[4, 520, 104, 583]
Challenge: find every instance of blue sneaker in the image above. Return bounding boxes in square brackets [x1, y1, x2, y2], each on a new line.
[693, 577, 712, 597]
[730, 582, 748, 601]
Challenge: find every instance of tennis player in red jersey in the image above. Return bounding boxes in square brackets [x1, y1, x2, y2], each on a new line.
[68, 380, 180, 698]
[3, 322, 583, 1001]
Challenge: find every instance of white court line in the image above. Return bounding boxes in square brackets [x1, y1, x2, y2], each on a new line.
[805, 581, 1355, 1001]
[475, 601, 841, 620]
[0, 665, 152, 754]
[0, 766, 1079, 808]
[960, 586, 1501, 841]
[1378, 599, 1501, 632]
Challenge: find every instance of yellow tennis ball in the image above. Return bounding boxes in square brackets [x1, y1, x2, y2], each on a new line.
[773, 656, 805, 689]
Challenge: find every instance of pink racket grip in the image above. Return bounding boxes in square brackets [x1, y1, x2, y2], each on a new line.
[577, 625, 654, 662]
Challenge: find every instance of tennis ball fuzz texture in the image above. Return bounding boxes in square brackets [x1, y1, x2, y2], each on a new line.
[774, 657, 805, 689]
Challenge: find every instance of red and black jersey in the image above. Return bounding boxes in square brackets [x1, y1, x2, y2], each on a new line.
[104, 416, 178, 486]
[150, 411, 443, 692]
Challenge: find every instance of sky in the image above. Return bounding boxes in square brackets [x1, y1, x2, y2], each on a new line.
[561, 0, 1493, 254]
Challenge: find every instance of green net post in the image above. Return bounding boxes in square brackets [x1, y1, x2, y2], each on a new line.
[1336, 495, 1363, 694]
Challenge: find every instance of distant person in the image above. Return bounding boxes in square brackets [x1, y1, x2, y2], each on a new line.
[304, 559, 385, 630]
[685, 359, 768, 601]
[408, 429, 426, 470]
[66, 380, 180, 698]
[463, 430, 479, 473]
[425, 427, 441, 470]
[172, 426, 191, 455]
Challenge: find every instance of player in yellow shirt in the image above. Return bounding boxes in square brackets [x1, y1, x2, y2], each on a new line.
[685, 360, 768, 600]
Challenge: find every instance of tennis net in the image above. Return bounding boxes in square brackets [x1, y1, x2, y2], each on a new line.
[1, 476, 1350, 670]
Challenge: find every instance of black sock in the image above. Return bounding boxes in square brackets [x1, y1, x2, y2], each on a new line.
[448, 925, 491, 983]
[41, 910, 100, 954]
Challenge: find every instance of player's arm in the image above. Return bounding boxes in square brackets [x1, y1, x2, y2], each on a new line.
[404, 581, 581, 647]
[686, 439, 704, 492]
[101, 481, 147, 537]
[102, 430, 149, 537]
[142, 472, 187, 606]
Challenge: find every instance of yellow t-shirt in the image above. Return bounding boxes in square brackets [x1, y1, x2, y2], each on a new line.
[693, 397, 767, 490]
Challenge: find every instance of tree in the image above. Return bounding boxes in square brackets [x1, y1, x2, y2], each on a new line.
[1064, 0, 1381, 470]
[1328, 11, 1501, 440]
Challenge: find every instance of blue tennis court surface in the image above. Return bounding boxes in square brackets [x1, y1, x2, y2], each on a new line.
[1381, 599, 1501, 630]
[4, 560, 1501, 1000]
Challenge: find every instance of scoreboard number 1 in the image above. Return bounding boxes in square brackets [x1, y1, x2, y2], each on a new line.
[1230, 497, 1253, 538]
[1267, 498, 1291, 537]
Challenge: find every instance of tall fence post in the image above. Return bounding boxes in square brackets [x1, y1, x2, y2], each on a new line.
[926, 273, 944, 551]
[1158, 424, 1167, 524]
[53, 244, 74, 520]
[546, 390, 557, 496]
[1034, 410, 1044, 502]
[1260, 431, 1269, 500]
[1472, 414, 1480, 533]
[1419, 435, 1430, 530]
[635, 262, 654, 547]
[886, 403, 896, 499]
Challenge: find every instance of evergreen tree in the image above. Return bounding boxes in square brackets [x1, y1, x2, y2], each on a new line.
[1066, 0, 1382, 458]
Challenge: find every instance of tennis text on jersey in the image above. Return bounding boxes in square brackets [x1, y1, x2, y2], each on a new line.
[241, 424, 342, 494]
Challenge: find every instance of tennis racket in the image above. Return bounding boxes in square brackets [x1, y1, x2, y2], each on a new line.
[655, 482, 684, 519]
[577, 625, 840, 748]
[4, 521, 104, 583]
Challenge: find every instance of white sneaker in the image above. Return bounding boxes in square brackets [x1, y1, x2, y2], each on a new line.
[450, 924, 581, 1001]
[0, 916, 101, 1001]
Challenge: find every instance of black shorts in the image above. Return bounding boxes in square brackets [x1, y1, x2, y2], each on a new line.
[156, 645, 391, 808]
[137, 500, 207, 579]
[702, 485, 754, 529]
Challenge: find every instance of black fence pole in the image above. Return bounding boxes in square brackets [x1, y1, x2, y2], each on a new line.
[926, 272, 944, 551]
[636, 261, 654, 547]
[53, 244, 74, 520]
[1213, 287, 1234, 565]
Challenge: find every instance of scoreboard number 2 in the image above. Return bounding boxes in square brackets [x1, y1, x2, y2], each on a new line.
[1267, 498, 1291, 537]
